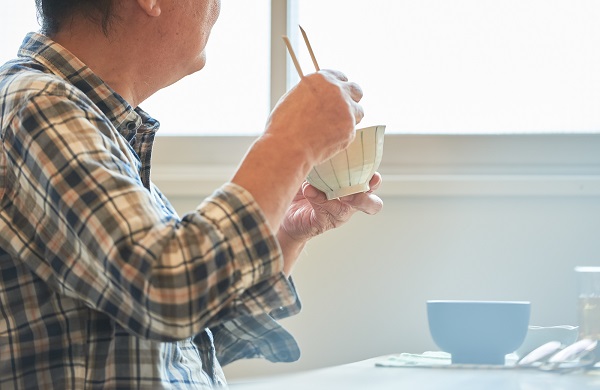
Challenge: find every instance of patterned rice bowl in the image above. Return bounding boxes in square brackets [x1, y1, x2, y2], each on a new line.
[307, 125, 385, 200]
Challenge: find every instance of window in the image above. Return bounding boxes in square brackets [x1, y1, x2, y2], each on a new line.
[0, 1, 271, 136]
[143, 0, 271, 135]
[3, 1, 599, 135]
[0, 2, 39, 64]
[4, 1, 599, 200]
[293, 0, 600, 134]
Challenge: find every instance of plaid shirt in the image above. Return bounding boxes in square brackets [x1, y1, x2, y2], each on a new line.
[0, 33, 301, 389]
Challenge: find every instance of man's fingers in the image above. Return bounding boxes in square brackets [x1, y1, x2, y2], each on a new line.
[344, 192, 383, 215]
[347, 82, 363, 102]
[353, 102, 365, 124]
[366, 172, 382, 192]
[320, 68, 348, 82]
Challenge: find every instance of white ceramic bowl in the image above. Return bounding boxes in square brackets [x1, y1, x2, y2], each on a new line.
[307, 125, 385, 200]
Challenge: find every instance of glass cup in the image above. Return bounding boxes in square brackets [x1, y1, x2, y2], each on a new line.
[575, 266, 600, 340]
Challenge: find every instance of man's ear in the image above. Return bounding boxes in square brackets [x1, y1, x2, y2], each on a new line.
[136, 0, 161, 17]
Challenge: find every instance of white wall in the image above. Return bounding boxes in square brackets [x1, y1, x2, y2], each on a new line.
[152, 134, 600, 380]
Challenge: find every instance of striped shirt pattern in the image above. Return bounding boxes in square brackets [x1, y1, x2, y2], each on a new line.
[0, 33, 301, 389]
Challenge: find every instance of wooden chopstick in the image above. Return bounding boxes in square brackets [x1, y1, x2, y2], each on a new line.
[282, 35, 304, 78]
[299, 25, 320, 71]
[282, 26, 322, 78]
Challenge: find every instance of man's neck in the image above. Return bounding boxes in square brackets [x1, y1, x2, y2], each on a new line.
[52, 26, 151, 107]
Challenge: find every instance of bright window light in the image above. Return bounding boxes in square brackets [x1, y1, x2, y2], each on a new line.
[0, 1, 271, 136]
[3, 2, 600, 135]
[143, 0, 271, 136]
[0, 2, 39, 64]
[293, 0, 600, 134]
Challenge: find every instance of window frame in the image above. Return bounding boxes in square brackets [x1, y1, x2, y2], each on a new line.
[3, 2, 597, 197]
[151, 1, 600, 199]
[152, 133, 600, 199]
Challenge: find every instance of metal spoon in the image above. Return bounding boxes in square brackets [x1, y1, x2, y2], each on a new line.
[517, 340, 563, 367]
[540, 338, 598, 372]
[517, 338, 599, 372]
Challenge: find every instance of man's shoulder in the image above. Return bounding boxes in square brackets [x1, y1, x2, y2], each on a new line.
[0, 59, 84, 132]
[0, 59, 74, 101]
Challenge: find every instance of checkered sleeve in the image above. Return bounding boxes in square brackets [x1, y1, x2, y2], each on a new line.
[197, 184, 303, 364]
[5, 90, 297, 342]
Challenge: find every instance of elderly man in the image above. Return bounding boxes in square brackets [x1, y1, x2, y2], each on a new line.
[0, 0, 383, 388]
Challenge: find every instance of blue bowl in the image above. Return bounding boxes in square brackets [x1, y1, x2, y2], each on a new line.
[427, 300, 531, 365]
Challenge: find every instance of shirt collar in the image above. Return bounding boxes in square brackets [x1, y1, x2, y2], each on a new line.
[17, 32, 159, 142]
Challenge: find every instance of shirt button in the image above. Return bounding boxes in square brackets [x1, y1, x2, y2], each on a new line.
[126, 121, 137, 131]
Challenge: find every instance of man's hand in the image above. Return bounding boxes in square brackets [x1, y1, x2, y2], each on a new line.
[277, 173, 383, 275]
[264, 69, 365, 166]
[233, 68, 365, 238]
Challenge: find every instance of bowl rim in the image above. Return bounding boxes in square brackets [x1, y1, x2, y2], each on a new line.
[356, 124, 386, 131]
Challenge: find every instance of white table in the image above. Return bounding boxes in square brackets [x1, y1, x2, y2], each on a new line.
[229, 356, 600, 390]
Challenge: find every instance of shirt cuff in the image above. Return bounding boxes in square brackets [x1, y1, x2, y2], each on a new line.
[210, 276, 302, 366]
[199, 182, 302, 364]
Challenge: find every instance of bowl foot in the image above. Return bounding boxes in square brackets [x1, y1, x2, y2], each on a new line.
[324, 183, 370, 200]
[451, 353, 506, 365]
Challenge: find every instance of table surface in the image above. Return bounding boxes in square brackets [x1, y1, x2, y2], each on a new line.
[229, 356, 600, 390]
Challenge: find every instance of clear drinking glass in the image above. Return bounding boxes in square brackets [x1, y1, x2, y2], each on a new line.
[576, 266, 600, 340]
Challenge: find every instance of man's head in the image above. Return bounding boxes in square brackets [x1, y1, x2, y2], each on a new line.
[35, 0, 117, 37]
[34, 0, 222, 104]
